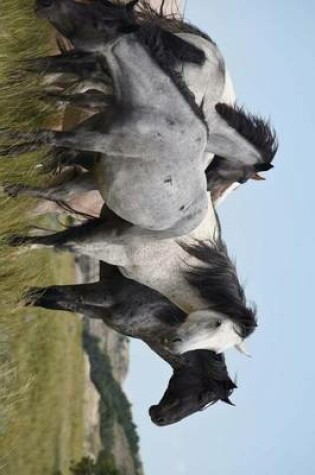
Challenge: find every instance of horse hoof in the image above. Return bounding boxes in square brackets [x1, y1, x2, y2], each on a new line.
[6, 234, 29, 247]
[2, 183, 24, 198]
[23, 287, 42, 306]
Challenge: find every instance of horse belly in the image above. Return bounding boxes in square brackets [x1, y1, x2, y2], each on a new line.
[95, 157, 201, 231]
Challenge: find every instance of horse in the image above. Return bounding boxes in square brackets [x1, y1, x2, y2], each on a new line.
[2, 0, 274, 353]
[3, 2, 266, 352]
[26, 260, 237, 426]
[9, 197, 257, 355]
[1, 0, 278, 236]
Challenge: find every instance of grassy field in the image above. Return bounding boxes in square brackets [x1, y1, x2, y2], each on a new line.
[0, 253, 86, 475]
[0, 1, 86, 473]
[0, 2, 145, 474]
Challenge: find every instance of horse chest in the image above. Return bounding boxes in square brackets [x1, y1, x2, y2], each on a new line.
[119, 237, 180, 291]
[119, 197, 218, 308]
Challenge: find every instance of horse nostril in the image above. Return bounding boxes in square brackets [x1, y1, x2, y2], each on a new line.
[149, 406, 166, 425]
[156, 417, 165, 425]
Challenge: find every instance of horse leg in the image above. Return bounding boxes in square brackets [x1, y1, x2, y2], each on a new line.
[25, 282, 113, 318]
[0, 129, 55, 157]
[45, 90, 114, 110]
[47, 128, 144, 156]
[27, 51, 111, 84]
[0, 111, 141, 157]
[4, 170, 97, 202]
[48, 149, 96, 170]
[35, 0, 140, 50]
[8, 213, 131, 266]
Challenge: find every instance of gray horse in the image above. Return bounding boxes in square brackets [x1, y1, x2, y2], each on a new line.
[2, 0, 278, 236]
[26, 260, 236, 426]
[4, 0, 274, 354]
[10, 199, 257, 355]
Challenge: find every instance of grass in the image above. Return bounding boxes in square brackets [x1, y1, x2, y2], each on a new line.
[0, 253, 86, 475]
[0, 1, 86, 473]
[0, 2, 143, 474]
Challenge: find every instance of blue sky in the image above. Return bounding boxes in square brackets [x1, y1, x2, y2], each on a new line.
[125, 1, 315, 473]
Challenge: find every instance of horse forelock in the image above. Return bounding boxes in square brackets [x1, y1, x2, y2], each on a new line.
[185, 350, 235, 384]
[181, 237, 257, 340]
[165, 350, 236, 406]
[134, 0, 214, 44]
[215, 102, 279, 165]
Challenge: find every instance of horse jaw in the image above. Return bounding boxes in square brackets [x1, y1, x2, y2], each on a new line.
[215, 181, 240, 206]
[168, 310, 243, 354]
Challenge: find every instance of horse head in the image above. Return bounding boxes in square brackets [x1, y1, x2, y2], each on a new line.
[166, 309, 249, 355]
[149, 350, 236, 426]
[34, 0, 138, 50]
[169, 239, 257, 355]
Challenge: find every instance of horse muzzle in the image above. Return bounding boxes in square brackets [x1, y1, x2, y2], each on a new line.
[149, 405, 168, 426]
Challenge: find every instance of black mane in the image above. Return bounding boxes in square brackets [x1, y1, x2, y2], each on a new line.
[134, 0, 214, 45]
[92, 0, 210, 126]
[194, 350, 236, 403]
[215, 102, 278, 166]
[135, 24, 207, 126]
[181, 231, 257, 339]
[172, 350, 236, 404]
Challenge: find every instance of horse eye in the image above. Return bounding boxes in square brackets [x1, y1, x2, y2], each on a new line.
[171, 337, 182, 343]
[215, 320, 222, 328]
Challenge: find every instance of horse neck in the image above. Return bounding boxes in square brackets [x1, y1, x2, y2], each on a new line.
[102, 35, 185, 113]
[100, 268, 185, 340]
[206, 110, 261, 166]
[144, 338, 186, 371]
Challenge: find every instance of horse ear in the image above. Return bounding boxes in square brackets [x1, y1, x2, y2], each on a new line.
[126, 0, 140, 10]
[222, 397, 235, 406]
[254, 163, 274, 172]
[251, 173, 266, 181]
[228, 378, 238, 390]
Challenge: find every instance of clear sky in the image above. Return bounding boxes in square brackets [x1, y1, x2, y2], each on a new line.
[125, 1, 315, 474]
